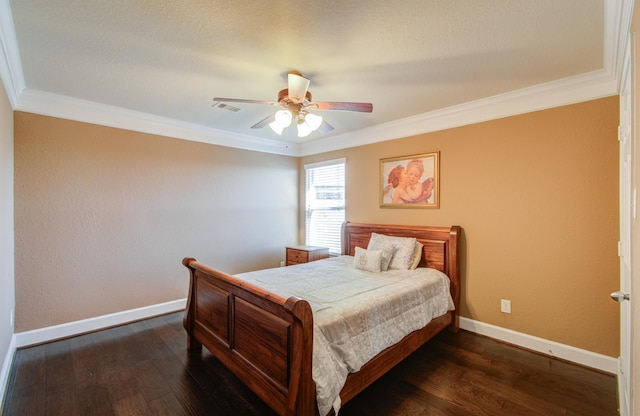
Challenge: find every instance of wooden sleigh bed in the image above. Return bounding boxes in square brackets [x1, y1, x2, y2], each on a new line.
[182, 222, 461, 415]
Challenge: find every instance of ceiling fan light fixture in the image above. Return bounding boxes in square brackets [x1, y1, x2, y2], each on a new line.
[304, 112, 323, 131]
[269, 121, 285, 135]
[297, 119, 312, 137]
[269, 110, 292, 135]
[296, 112, 323, 137]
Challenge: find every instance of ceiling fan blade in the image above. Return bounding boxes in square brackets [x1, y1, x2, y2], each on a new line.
[287, 74, 310, 103]
[318, 120, 334, 134]
[251, 113, 275, 129]
[309, 101, 373, 113]
[213, 97, 279, 106]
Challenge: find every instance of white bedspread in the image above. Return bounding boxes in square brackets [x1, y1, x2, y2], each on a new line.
[236, 256, 454, 416]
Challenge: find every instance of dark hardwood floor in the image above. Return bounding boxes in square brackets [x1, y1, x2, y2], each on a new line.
[2, 312, 618, 416]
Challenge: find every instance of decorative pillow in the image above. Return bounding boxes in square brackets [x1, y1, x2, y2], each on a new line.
[378, 245, 395, 271]
[366, 234, 394, 270]
[368, 233, 417, 270]
[353, 247, 382, 272]
[364, 241, 394, 271]
[410, 241, 423, 270]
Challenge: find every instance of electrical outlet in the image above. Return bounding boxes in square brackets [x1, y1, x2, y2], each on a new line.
[9, 308, 14, 327]
[500, 299, 511, 314]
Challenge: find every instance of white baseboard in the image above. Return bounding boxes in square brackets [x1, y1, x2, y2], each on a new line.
[1, 301, 617, 412]
[1, 299, 186, 411]
[459, 317, 618, 374]
[0, 334, 16, 412]
[14, 298, 187, 348]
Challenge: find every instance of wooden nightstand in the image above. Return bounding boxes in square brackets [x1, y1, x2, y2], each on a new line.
[286, 245, 329, 266]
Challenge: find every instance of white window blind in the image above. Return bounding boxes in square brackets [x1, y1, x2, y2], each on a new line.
[305, 159, 345, 255]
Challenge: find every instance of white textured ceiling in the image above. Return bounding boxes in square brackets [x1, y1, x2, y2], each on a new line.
[1, 0, 630, 155]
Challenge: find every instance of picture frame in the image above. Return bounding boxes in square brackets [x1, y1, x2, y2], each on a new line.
[380, 151, 439, 208]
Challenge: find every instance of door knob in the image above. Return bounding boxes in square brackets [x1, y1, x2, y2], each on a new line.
[610, 291, 630, 302]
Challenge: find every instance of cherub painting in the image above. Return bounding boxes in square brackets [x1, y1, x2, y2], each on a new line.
[381, 152, 439, 208]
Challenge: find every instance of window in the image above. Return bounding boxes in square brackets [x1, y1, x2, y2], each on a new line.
[305, 158, 345, 255]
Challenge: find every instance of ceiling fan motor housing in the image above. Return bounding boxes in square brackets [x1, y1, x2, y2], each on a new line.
[278, 88, 313, 119]
[278, 88, 312, 104]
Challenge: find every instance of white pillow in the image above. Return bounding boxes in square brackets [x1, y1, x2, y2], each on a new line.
[410, 241, 423, 270]
[365, 243, 394, 270]
[366, 234, 394, 270]
[353, 247, 382, 272]
[368, 233, 417, 270]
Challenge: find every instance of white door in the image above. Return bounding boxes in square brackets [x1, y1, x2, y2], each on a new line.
[616, 35, 633, 416]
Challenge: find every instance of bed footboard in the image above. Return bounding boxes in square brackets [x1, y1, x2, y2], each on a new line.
[182, 258, 316, 416]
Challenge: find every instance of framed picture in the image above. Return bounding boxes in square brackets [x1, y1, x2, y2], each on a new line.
[380, 151, 439, 208]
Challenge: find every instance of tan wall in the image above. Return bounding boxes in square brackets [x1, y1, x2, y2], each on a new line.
[301, 97, 620, 357]
[13, 97, 620, 356]
[0, 79, 15, 364]
[14, 112, 298, 332]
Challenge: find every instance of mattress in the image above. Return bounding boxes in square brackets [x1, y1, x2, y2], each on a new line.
[236, 255, 454, 415]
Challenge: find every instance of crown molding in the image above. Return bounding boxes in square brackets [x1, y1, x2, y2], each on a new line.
[12, 68, 619, 158]
[0, 0, 631, 157]
[15, 89, 300, 156]
[603, 0, 634, 85]
[300, 0, 633, 156]
[298, 69, 618, 156]
[0, 0, 25, 107]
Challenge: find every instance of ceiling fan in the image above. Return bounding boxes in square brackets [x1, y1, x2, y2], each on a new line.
[213, 73, 373, 138]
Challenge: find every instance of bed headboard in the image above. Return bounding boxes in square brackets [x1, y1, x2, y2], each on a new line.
[341, 221, 461, 309]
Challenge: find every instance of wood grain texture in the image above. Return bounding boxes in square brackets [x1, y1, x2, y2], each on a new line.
[182, 222, 461, 415]
[2, 312, 617, 416]
[285, 246, 329, 266]
[183, 258, 313, 416]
